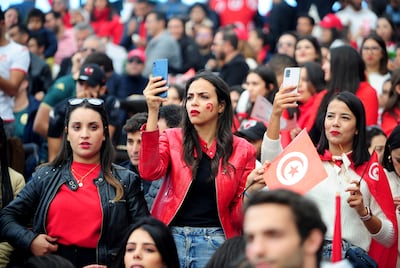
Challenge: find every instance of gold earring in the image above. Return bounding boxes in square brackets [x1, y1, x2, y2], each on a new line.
[388, 155, 392, 163]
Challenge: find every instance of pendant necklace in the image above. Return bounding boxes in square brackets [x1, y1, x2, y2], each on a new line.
[71, 163, 100, 187]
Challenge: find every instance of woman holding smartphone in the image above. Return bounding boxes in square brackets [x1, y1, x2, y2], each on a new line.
[259, 87, 395, 265]
[139, 71, 256, 268]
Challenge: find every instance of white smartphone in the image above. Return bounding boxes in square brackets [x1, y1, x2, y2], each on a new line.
[282, 67, 301, 94]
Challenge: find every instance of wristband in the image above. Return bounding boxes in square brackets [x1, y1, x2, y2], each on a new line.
[360, 206, 372, 221]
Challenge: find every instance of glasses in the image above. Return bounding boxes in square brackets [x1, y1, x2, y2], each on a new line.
[81, 47, 96, 53]
[68, 98, 104, 106]
[127, 58, 143, 64]
[362, 46, 381, 52]
[278, 42, 295, 48]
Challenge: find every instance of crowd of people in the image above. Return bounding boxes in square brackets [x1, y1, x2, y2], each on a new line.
[0, 0, 400, 267]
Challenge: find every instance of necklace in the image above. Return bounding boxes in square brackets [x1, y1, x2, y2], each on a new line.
[71, 163, 100, 187]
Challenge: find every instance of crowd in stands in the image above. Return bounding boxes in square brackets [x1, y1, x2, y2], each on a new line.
[1, 0, 400, 267]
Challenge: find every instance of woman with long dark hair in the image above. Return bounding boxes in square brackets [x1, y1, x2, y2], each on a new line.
[310, 45, 379, 144]
[0, 99, 148, 267]
[360, 33, 391, 96]
[0, 117, 25, 266]
[260, 87, 395, 266]
[112, 217, 180, 268]
[139, 71, 256, 267]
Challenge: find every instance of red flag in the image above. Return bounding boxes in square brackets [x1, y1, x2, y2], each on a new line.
[332, 193, 342, 262]
[263, 129, 327, 194]
[355, 151, 398, 267]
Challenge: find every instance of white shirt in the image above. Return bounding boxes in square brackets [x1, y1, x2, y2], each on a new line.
[336, 6, 377, 47]
[0, 41, 30, 121]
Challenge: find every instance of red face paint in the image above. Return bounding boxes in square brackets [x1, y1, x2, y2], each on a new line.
[206, 103, 214, 112]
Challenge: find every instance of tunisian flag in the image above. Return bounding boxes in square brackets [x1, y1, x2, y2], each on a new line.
[355, 151, 398, 267]
[263, 130, 327, 194]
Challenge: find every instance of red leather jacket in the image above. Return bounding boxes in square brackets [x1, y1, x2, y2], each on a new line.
[139, 128, 256, 239]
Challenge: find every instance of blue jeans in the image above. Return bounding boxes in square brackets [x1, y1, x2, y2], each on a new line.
[171, 226, 226, 268]
[322, 239, 352, 261]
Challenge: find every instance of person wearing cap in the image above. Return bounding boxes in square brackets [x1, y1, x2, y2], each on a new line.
[0, 7, 30, 138]
[235, 120, 267, 166]
[119, 49, 149, 99]
[319, 13, 347, 49]
[47, 63, 121, 162]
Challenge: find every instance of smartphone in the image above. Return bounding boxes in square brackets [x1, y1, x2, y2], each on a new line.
[152, 59, 168, 98]
[282, 67, 301, 94]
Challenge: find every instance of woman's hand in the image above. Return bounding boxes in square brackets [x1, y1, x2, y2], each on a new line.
[143, 76, 168, 131]
[245, 166, 266, 194]
[30, 234, 58, 256]
[290, 127, 301, 140]
[143, 76, 168, 112]
[266, 85, 300, 140]
[346, 180, 366, 215]
[271, 85, 299, 117]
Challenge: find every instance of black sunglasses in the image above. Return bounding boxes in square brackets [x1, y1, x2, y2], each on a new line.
[81, 47, 96, 53]
[68, 98, 104, 106]
[127, 57, 143, 64]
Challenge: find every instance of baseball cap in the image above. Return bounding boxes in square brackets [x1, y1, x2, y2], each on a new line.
[78, 64, 106, 87]
[236, 120, 267, 142]
[127, 49, 146, 63]
[319, 13, 343, 30]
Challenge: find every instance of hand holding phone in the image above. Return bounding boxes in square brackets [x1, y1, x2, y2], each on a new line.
[152, 59, 168, 98]
[282, 67, 301, 94]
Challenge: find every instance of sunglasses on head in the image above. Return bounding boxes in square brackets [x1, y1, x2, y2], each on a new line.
[68, 98, 104, 106]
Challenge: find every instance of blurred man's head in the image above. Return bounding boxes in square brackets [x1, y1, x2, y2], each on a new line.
[123, 112, 148, 166]
[125, 49, 146, 76]
[244, 190, 326, 268]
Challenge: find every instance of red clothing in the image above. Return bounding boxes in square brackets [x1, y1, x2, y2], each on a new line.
[356, 81, 378, 126]
[209, 0, 258, 30]
[139, 128, 256, 238]
[47, 162, 102, 248]
[381, 107, 400, 136]
[281, 90, 327, 147]
[91, 8, 123, 44]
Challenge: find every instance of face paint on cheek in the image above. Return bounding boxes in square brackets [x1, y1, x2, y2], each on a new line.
[206, 103, 214, 112]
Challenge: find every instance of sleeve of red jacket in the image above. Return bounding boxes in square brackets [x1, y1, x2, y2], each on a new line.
[230, 142, 256, 230]
[138, 129, 170, 181]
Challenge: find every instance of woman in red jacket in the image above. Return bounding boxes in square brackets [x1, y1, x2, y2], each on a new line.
[139, 71, 256, 268]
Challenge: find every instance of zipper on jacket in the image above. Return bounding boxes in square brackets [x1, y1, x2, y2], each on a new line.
[95, 179, 104, 265]
[167, 178, 193, 225]
[43, 180, 65, 234]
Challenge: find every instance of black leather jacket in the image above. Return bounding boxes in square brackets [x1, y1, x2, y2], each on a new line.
[0, 162, 149, 266]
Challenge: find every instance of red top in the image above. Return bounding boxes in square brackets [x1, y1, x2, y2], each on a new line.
[356, 81, 378, 126]
[381, 107, 400, 136]
[91, 8, 123, 44]
[47, 162, 102, 248]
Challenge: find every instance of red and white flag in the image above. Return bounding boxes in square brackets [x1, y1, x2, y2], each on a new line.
[355, 151, 398, 267]
[263, 130, 327, 194]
